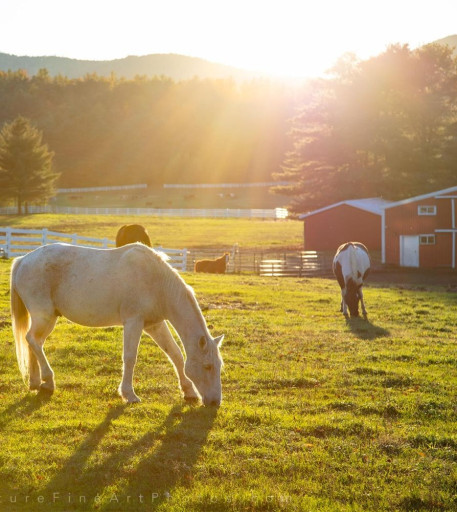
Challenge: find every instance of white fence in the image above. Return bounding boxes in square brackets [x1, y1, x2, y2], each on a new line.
[57, 184, 147, 193]
[0, 205, 288, 219]
[163, 182, 291, 189]
[0, 227, 187, 271]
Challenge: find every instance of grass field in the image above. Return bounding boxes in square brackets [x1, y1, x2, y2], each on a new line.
[54, 186, 291, 210]
[0, 215, 302, 250]
[1, 256, 457, 511]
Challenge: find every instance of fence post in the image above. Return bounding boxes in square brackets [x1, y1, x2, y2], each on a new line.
[6, 227, 12, 258]
[72, 234, 78, 245]
[182, 249, 187, 272]
[42, 228, 48, 246]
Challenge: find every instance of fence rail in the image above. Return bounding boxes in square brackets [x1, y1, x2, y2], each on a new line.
[0, 205, 288, 219]
[0, 228, 187, 271]
[57, 184, 147, 193]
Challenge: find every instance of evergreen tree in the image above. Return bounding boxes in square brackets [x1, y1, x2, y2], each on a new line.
[0, 116, 58, 214]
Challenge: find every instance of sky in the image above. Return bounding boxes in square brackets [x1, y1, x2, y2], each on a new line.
[1, 0, 456, 78]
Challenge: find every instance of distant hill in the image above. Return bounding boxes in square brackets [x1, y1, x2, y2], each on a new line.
[431, 35, 457, 54]
[0, 52, 260, 81]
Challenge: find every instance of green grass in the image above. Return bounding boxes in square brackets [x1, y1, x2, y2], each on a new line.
[0, 214, 302, 250]
[1, 258, 457, 511]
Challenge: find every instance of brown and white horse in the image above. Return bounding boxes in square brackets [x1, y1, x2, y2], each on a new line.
[195, 253, 230, 274]
[333, 242, 370, 318]
[116, 224, 152, 247]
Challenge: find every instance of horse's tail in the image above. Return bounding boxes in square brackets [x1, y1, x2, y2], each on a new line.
[10, 258, 30, 382]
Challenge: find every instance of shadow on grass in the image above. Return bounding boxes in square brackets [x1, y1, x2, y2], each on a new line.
[97, 404, 218, 510]
[0, 390, 53, 430]
[345, 316, 390, 340]
[37, 403, 217, 510]
[36, 404, 128, 503]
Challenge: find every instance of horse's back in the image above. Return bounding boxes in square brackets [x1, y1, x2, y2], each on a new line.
[12, 243, 160, 327]
[333, 242, 370, 284]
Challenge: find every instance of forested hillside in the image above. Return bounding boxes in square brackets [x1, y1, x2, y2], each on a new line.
[0, 52, 258, 81]
[0, 70, 301, 187]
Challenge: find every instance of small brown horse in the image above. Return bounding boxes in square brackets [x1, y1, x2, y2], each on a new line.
[116, 224, 152, 247]
[195, 253, 230, 274]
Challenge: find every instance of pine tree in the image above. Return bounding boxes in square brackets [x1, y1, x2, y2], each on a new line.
[0, 116, 58, 214]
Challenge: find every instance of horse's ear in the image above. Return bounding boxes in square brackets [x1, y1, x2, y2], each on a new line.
[199, 336, 207, 350]
[214, 334, 224, 346]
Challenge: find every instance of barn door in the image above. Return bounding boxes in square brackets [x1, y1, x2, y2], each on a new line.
[400, 235, 419, 267]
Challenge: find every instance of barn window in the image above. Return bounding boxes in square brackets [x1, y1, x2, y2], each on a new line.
[418, 205, 436, 215]
[419, 235, 435, 245]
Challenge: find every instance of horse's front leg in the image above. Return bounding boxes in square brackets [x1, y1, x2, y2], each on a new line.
[340, 288, 348, 316]
[144, 321, 199, 401]
[119, 317, 143, 403]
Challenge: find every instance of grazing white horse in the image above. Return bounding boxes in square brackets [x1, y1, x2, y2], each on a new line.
[10, 243, 224, 406]
[333, 242, 371, 318]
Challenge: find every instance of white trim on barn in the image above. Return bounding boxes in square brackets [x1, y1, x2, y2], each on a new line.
[382, 185, 457, 210]
[299, 197, 391, 219]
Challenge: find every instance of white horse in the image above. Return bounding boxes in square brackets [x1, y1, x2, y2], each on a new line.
[10, 243, 224, 406]
[333, 242, 371, 318]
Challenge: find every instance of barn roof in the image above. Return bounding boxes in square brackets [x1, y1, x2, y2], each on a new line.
[299, 198, 391, 219]
[382, 185, 457, 209]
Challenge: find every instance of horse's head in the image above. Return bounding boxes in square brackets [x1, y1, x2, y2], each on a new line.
[185, 334, 224, 406]
[344, 279, 360, 317]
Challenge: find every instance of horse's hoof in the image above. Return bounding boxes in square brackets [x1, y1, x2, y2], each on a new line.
[37, 386, 54, 398]
[120, 392, 141, 403]
[184, 396, 200, 405]
[39, 381, 55, 392]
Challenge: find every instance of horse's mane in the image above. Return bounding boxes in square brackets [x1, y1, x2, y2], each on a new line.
[138, 245, 207, 329]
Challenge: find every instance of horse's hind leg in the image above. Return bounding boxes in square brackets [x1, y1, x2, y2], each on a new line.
[26, 315, 57, 392]
[144, 321, 198, 401]
[28, 351, 41, 390]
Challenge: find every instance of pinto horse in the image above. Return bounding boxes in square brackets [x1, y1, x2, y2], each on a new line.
[333, 242, 370, 318]
[10, 243, 224, 406]
[116, 224, 152, 247]
[195, 253, 230, 274]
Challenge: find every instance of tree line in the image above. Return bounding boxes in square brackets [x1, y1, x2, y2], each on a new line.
[275, 43, 457, 212]
[0, 70, 298, 189]
[1, 42, 457, 214]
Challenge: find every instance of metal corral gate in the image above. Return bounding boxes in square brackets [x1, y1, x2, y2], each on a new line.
[259, 251, 334, 277]
[0, 227, 188, 272]
[186, 248, 334, 276]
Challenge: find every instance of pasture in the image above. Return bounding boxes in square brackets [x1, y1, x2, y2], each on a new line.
[54, 185, 291, 211]
[1, 256, 457, 511]
[0, 215, 302, 250]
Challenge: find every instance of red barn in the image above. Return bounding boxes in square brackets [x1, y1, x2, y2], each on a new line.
[299, 198, 390, 251]
[382, 185, 457, 268]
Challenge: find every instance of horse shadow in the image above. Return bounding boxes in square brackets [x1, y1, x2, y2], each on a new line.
[38, 402, 217, 509]
[0, 390, 52, 430]
[345, 316, 390, 340]
[96, 404, 218, 510]
[37, 403, 128, 499]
